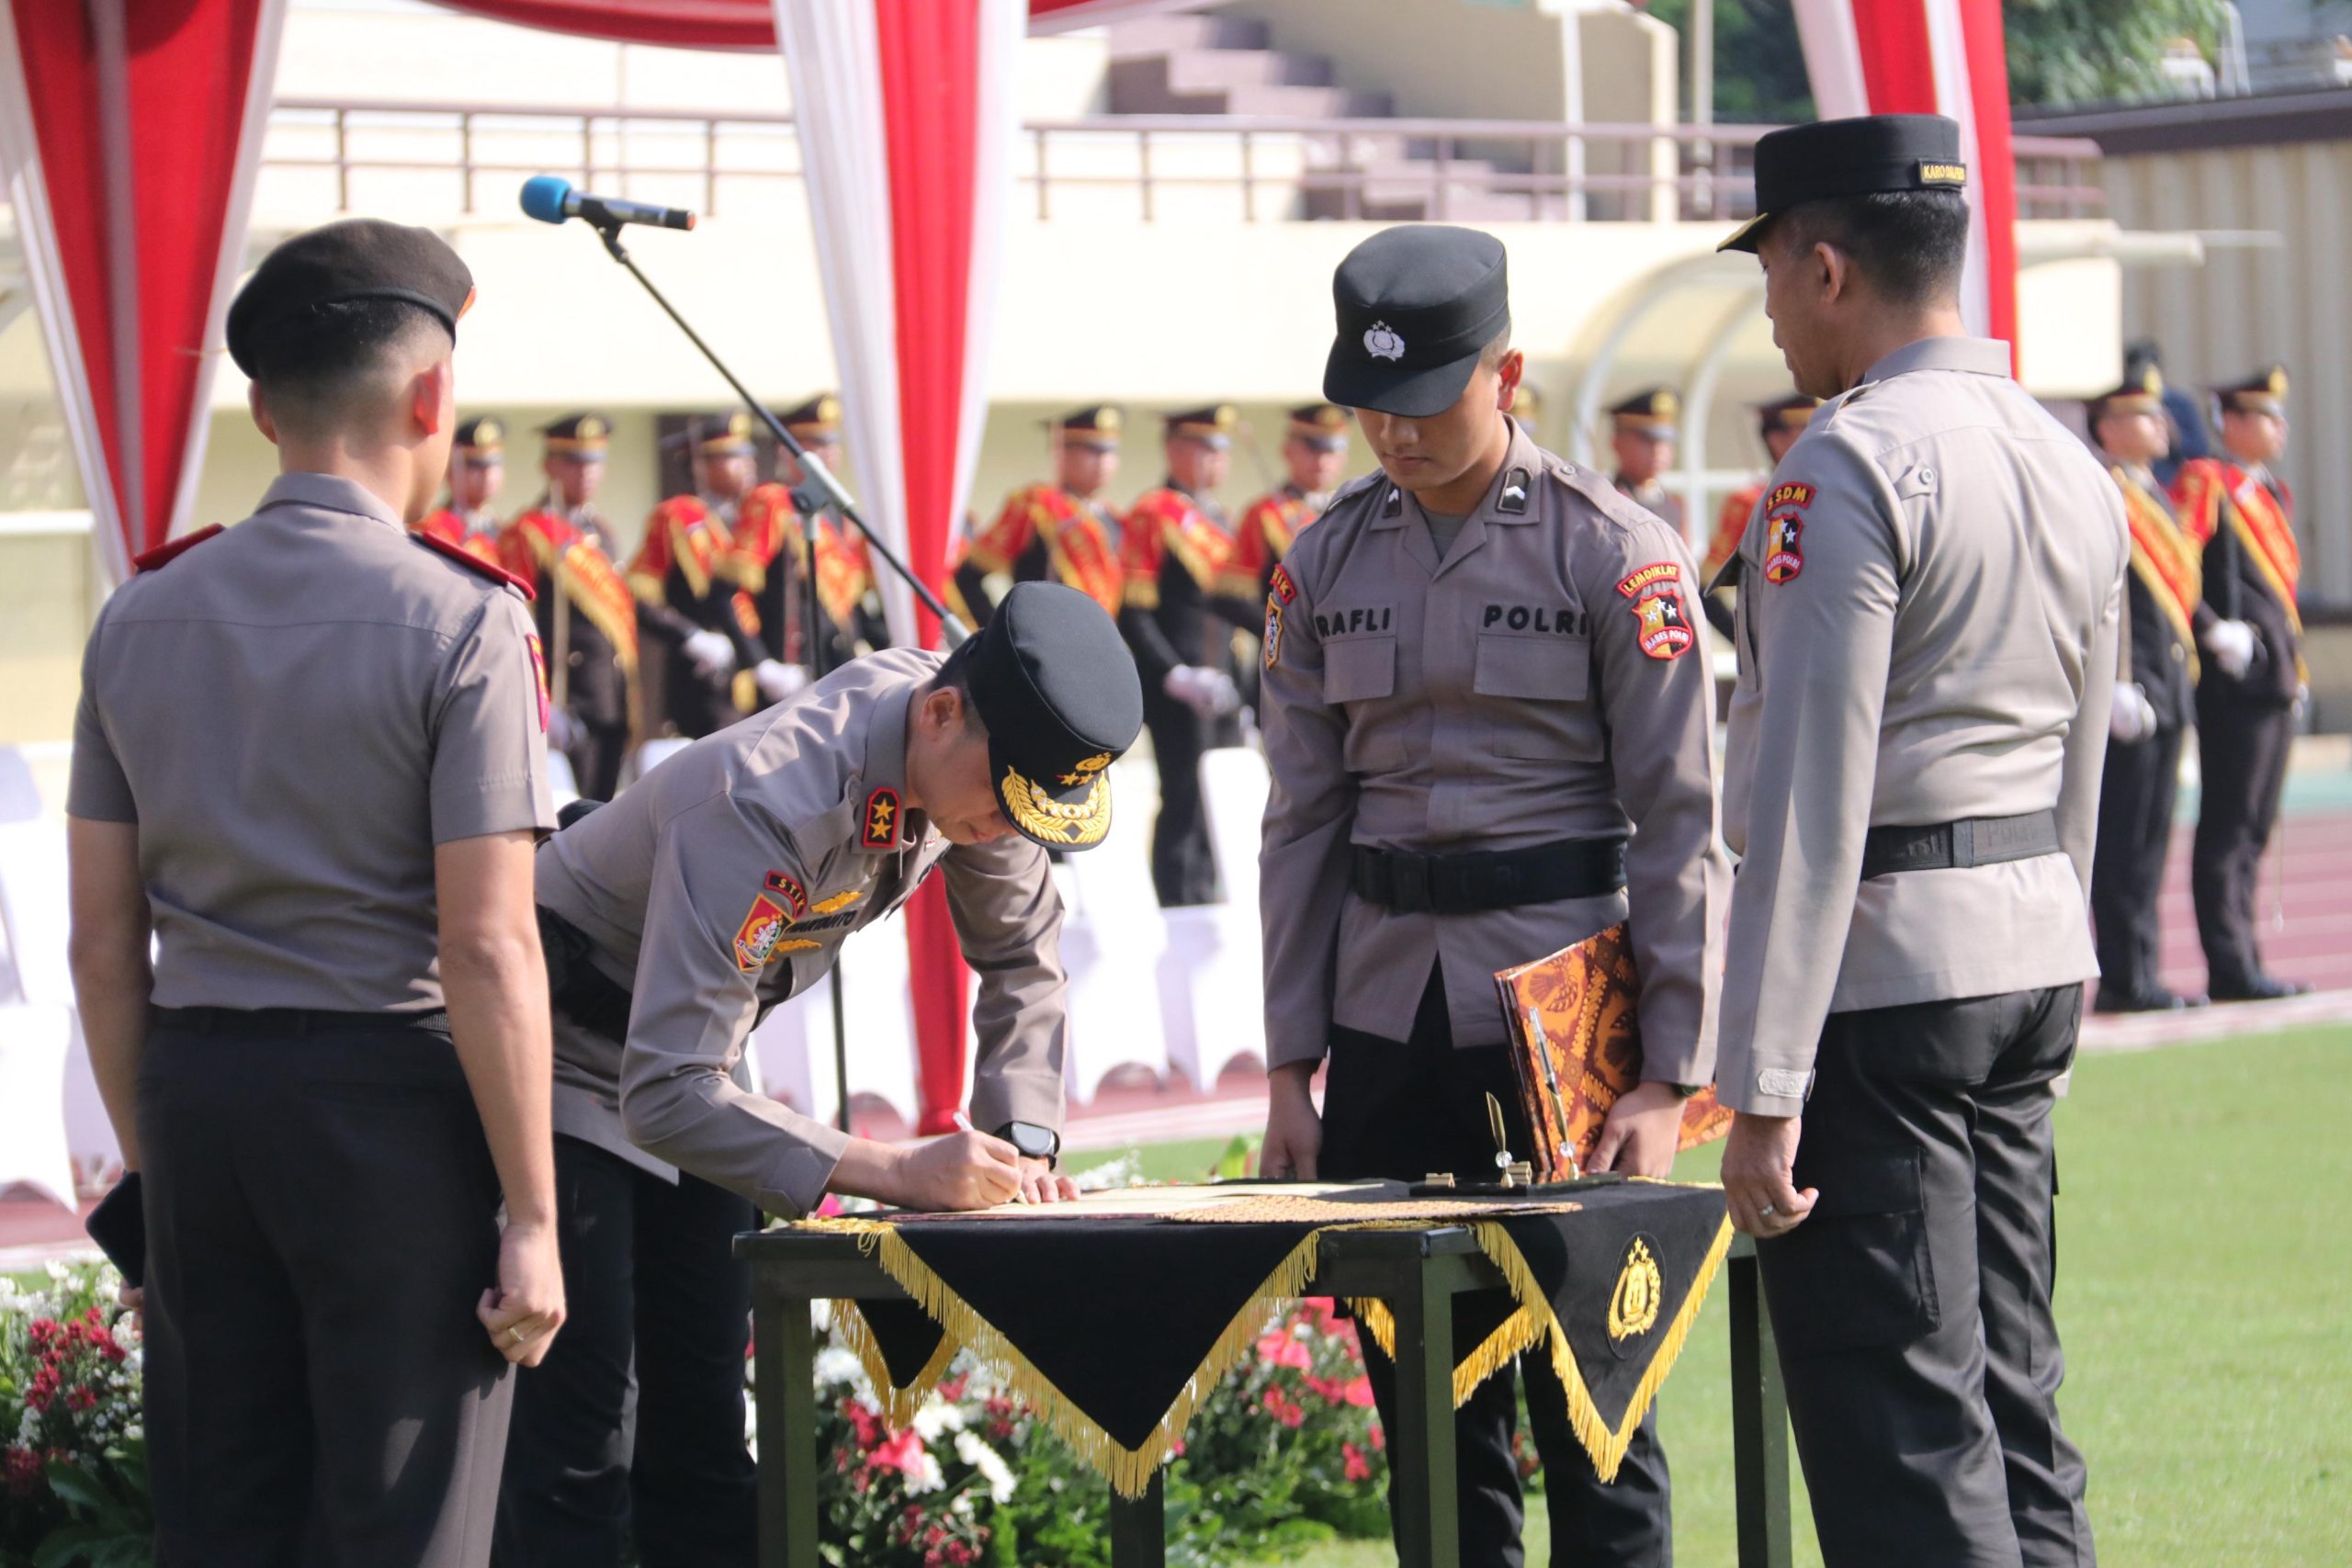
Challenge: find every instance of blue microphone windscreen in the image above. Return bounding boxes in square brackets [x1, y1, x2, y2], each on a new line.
[520, 175, 573, 225]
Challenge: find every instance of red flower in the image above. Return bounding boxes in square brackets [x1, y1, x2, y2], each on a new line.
[66, 1386, 97, 1413]
[1369, 1421, 1386, 1452]
[1255, 1329, 1310, 1371]
[937, 1373, 968, 1404]
[1341, 1374, 1375, 1408]
[1260, 1386, 1306, 1428]
[868, 1428, 929, 1478]
[27, 1319, 60, 1349]
[5, 1446, 42, 1499]
[1343, 1440, 1374, 1483]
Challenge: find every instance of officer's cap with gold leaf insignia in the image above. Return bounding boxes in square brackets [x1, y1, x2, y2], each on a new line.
[699, 411, 758, 457]
[1164, 404, 1240, 451]
[2212, 365, 2289, 418]
[1609, 388, 1679, 441]
[1718, 114, 1967, 254]
[1286, 402, 1351, 451]
[1047, 404, 1123, 451]
[944, 581, 1143, 852]
[778, 393, 844, 444]
[454, 416, 505, 464]
[1753, 392, 1820, 435]
[542, 412, 610, 458]
[2088, 363, 2165, 421]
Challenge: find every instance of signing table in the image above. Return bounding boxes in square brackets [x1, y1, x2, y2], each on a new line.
[738, 1179, 1793, 1568]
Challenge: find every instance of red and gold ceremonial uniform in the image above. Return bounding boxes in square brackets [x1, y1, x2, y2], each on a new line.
[949, 482, 1125, 625]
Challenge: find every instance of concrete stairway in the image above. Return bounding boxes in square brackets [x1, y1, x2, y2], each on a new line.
[1104, 14, 1535, 220]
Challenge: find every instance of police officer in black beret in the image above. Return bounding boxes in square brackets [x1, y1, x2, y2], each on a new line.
[500, 582, 1139, 1565]
[69, 219, 563, 1565]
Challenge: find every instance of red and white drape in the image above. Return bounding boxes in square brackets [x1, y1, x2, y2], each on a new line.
[0, 0, 285, 582]
[1792, 0, 2018, 360]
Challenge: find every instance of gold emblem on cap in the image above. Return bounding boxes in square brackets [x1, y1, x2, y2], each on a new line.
[1056, 752, 1113, 787]
[1002, 766, 1111, 847]
[1654, 390, 1679, 419]
[1607, 1237, 1664, 1343]
[476, 418, 503, 446]
[2268, 367, 2290, 399]
[1098, 407, 1122, 434]
[580, 416, 607, 440]
[819, 394, 842, 423]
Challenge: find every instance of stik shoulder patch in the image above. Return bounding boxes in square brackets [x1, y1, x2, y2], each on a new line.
[1269, 562, 1298, 605]
[862, 786, 901, 851]
[764, 869, 809, 920]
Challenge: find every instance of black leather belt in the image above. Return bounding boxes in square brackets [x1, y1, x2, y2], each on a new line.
[153, 1006, 448, 1035]
[538, 906, 635, 1043]
[1860, 810, 2061, 879]
[1351, 836, 1627, 915]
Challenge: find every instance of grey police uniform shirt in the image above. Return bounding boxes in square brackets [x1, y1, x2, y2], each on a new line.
[1260, 422, 1728, 1082]
[66, 472, 555, 1010]
[533, 648, 1069, 1217]
[1715, 336, 2128, 1117]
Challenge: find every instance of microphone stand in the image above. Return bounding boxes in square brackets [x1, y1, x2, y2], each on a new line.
[581, 217, 965, 1137]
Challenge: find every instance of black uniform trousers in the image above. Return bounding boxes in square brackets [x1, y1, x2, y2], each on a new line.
[567, 717, 629, 803]
[1321, 972, 1671, 1568]
[2190, 686, 2295, 992]
[493, 1135, 759, 1568]
[138, 1010, 512, 1568]
[1758, 987, 2095, 1568]
[1142, 688, 1220, 908]
[2089, 719, 2184, 1001]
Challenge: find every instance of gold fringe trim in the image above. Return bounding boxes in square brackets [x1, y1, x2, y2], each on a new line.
[814, 1217, 1322, 1498]
[1349, 1297, 1396, 1360]
[1540, 1215, 1736, 1483]
[1447, 1222, 1557, 1408]
[831, 1299, 962, 1431]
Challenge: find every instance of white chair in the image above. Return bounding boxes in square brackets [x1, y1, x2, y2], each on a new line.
[0, 1003, 80, 1212]
[0, 811, 105, 1203]
[629, 738, 693, 784]
[1055, 759, 1174, 1102]
[1158, 749, 1271, 1089]
[758, 921, 922, 1130]
[0, 747, 41, 824]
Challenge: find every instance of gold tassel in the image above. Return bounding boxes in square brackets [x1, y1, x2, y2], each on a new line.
[830, 1300, 961, 1430]
[1540, 1216, 1736, 1482]
[1349, 1297, 1396, 1360]
[819, 1218, 1324, 1498]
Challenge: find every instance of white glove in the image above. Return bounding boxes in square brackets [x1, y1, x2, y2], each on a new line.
[2203, 619, 2256, 680]
[682, 628, 736, 680]
[1162, 665, 1227, 718]
[2108, 682, 2157, 744]
[753, 658, 808, 704]
[545, 706, 577, 754]
[1200, 668, 1242, 716]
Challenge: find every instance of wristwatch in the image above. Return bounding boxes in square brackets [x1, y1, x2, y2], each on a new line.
[996, 1121, 1061, 1167]
[1668, 1083, 1706, 1100]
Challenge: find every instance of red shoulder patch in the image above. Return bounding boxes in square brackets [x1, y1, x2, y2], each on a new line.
[1270, 563, 1298, 604]
[131, 524, 224, 574]
[763, 868, 809, 921]
[416, 528, 537, 600]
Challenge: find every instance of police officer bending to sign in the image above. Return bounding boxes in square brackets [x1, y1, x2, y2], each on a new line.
[1711, 116, 2119, 1566]
[1259, 225, 1729, 1565]
[495, 582, 1142, 1566]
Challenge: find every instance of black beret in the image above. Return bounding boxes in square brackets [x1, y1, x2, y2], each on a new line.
[226, 219, 474, 378]
[955, 581, 1144, 852]
[1719, 114, 1967, 254]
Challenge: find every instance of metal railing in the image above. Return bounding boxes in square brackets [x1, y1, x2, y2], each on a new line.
[265, 97, 2105, 225]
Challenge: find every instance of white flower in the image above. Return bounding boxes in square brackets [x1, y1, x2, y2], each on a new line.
[955, 1430, 1017, 1505]
[905, 1452, 945, 1495]
[813, 1348, 865, 1391]
[125, 1424, 142, 1440]
[910, 1401, 966, 1441]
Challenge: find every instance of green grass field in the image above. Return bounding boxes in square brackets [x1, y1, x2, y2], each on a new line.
[1088, 1028, 2352, 1568]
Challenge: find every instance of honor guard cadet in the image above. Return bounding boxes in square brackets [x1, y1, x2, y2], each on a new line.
[501, 414, 639, 798]
[1607, 387, 1685, 537]
[67, 220, 562, 1566]
[1698, 393, 1818, 636]
[417, 415, 508, 566]
[496, 583, 1142, 1565]
[1259, 224, 1728, 1566]
[1507, 379, 1543, 440]
[951, 404, 1128, 626]
[729, 393, 889, 688]
[1709, 115, 2115, 1566]
[2172, 366, 2312, 1000]
[1121, 403, 1259, 907]
[1230, 402, 1351, 600]
[2087, 367, 2207, 1012]
[629, 414, 794, 738]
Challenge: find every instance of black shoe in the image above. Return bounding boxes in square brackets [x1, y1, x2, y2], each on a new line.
[2093, 987, 2200, 1014]
[2208, 974, 2315, 1003]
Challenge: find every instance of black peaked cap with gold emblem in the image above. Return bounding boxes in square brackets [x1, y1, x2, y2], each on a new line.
[779, 393, 844, 442]
[1754, 392, 1820, 435]
[2087, 363, 2165, 420]
[1048, 405, 1123, 450]
[542, 413, 610, 457]
[454, 416, 505, 461]
[1719, 113, 1968, 254]
[1325, 224, 1510, 419]
[952, 581, 1144, 852]
[699, 411, 758, 457]
[1287, 402, 1351, 450]
[1610, 388, 1680, 440]
[1163, 404, 1239, 451]
[2211, 365, 2289, 417]
[227, 218, 477, 378]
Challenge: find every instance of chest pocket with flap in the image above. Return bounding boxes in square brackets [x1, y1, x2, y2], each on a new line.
[1474, 632, 1601, 761]
[1322, 635, 1403, 773]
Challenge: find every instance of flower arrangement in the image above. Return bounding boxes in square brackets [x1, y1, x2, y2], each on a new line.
[1, 1260, 148, 1568]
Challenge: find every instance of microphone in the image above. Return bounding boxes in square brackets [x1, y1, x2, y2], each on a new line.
[519, 175, 695, 232]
